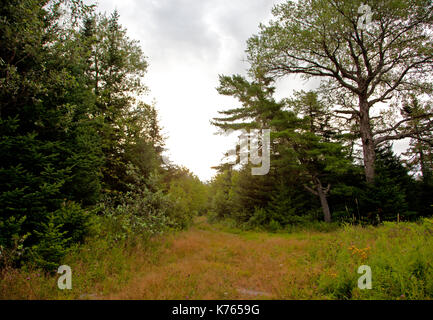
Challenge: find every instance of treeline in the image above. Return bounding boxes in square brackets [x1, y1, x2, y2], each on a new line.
[0, 0, 207, 270]
[208, 0, 433, 230]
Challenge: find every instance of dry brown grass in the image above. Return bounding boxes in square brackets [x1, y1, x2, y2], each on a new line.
[105, 218, 324, 300]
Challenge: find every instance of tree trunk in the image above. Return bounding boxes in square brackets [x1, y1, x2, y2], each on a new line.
[304, 178, 332, 223]
[359, 98, 376, 183]
[314, 178, 332, 223]
[317, 184, 331, 223]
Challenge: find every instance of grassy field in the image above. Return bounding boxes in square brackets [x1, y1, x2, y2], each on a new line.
[1, 216, 433, 300]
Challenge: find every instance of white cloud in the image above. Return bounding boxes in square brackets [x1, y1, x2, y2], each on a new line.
[89, 0, 286, 181]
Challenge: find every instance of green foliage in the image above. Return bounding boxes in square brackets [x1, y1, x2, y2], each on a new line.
[267, 219, 282, 233]
[99, 166, 168, 243]
[98, 190, 171, 244]
[0, 0, 103, 269]
[247, 207, 268, 228]
[165, 166, 209, 228]
[314, 219, 433, 299]
[209, 168, 235, 220]
[211, 74, 353, 224]
[0, 1, 178, 271]
[94, 164, 209, 244]
[54, 202, 94, 244]
[355, 145, 416, 223]
[266, 186, 303, 225]
[27, 213, 71, 272]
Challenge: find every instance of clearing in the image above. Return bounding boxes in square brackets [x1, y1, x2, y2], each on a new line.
[105, 217, 332, 299]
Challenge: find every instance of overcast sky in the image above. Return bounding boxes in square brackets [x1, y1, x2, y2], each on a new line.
[89, 0, 313, 181]
[88, 0, 411, 181]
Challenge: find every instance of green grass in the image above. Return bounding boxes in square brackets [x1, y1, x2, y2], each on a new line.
[308, 219, 433, 299]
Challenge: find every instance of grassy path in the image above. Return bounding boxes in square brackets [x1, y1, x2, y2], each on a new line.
[106, 217, 323, 299]
[3, 217, 431, 299]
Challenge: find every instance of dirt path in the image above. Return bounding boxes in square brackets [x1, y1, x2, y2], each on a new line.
[106, 217, 322, 299]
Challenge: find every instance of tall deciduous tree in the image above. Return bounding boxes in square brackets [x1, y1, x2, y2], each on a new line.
[246, 0, 433, 183]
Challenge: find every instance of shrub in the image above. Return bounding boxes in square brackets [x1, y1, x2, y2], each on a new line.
[98, 189, 172, 244]
[26, 213, 71, 271]
[247, 207, 268, 228]
[268, 219, 282, 233]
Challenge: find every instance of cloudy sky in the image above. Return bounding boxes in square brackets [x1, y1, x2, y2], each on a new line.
[90, 0, 312, 181]
[87, 0, 411, 181]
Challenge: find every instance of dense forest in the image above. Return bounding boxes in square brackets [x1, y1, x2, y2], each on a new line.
[1, 0, 433, 300]
[0, 0, 208, 271]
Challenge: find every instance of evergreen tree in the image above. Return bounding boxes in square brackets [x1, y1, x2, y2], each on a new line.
[356, 144, 415, 223]
[213, 74, 352, 223]
[0, 1, 169, 269]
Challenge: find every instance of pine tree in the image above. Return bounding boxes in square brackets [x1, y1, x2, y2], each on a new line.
[213, 74, 352, 223]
